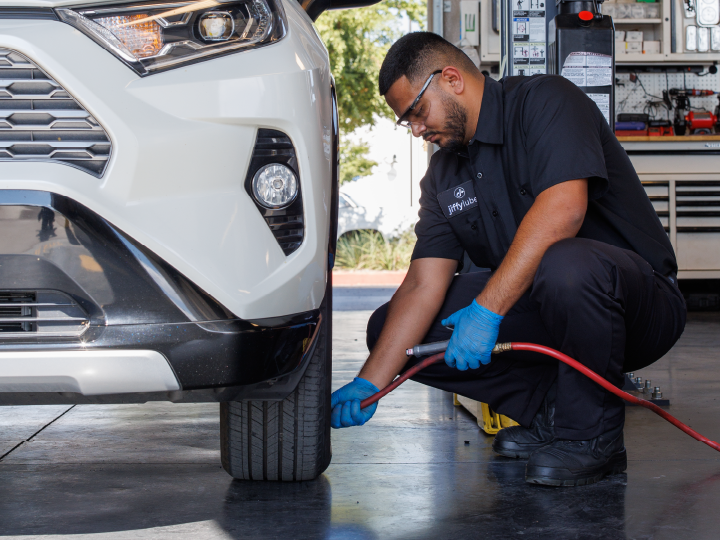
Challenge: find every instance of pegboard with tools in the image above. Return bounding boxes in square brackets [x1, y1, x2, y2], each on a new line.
[615, 70, 720, 121]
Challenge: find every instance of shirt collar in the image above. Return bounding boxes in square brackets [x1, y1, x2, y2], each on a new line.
[468, 76, 504, 146]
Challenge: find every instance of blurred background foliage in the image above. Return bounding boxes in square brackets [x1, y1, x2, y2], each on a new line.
[335, 229, 416, 270]
[316, 0, 426, 184]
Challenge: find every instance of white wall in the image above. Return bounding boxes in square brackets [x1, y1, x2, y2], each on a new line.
[341, 117, 429, 237]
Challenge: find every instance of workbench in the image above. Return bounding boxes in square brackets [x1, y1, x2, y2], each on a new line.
[619, 135, 720, 280]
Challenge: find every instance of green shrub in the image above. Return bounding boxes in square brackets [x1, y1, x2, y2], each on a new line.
[335, 228, 416, 270]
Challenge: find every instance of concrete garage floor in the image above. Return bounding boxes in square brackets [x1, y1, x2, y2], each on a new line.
[2, 288, 720, 539]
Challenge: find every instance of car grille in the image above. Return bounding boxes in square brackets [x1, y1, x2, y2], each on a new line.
[0, 290, 89, 338]
[0, 49, 111, 177]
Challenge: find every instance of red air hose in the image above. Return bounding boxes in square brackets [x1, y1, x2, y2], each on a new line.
[359, 342, 720, 453]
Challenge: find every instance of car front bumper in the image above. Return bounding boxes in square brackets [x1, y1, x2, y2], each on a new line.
[0, 189, 324, 402]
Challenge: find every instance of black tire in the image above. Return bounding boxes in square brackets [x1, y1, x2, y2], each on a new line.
[219, 284, 332, 481]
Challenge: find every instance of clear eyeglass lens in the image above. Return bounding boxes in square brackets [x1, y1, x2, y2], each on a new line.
[253, 164, 298, 208]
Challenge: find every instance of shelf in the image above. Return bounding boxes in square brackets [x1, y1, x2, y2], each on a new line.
[614, 18, 663, 24]
[617, 53, 667, 62]
[668, 53, 720, 61]
[617, 52, 720, 62]
[617, 135, 720, 141]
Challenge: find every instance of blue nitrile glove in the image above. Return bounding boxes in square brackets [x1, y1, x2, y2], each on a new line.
[441, 300, 504, 370]
[330, 377, 380, 429]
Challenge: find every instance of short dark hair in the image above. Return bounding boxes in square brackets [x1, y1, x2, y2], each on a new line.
[378, 32, 479, 96]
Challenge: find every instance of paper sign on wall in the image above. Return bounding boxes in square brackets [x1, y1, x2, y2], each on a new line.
[512, 7, 547, 75]
[460, 0, 480, 47]
[561, 52, 612, 87]
[586, 93, 611, 125]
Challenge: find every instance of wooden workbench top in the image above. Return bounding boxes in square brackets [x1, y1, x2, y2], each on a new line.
[616, 135, 720, 142]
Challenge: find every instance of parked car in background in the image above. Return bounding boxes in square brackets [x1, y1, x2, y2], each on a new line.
[338, 190, 417, 240]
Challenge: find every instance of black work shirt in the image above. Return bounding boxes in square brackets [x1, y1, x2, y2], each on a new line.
[412, 74, 678, 276]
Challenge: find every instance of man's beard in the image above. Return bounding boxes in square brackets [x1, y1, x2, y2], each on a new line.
[424, 95, 468, 151]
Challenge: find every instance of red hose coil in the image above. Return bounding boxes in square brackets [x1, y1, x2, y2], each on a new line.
[359, 342, 720, 453]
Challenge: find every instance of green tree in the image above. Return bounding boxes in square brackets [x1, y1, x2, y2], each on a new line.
[316, 0, 425, 184]
[339, 140, 376, 184]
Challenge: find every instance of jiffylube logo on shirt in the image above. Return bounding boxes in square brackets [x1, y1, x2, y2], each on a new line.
[438, 180, 479, 219]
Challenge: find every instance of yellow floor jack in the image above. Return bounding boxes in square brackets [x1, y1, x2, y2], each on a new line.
[453, 394, 519, 435]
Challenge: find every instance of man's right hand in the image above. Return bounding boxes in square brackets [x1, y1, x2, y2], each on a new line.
[441, 299, 503, 370]
[330, 377, 380, 428]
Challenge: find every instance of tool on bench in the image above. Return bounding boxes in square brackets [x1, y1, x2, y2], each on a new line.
[663, 88, 719, 135]
[686, 111, 717, 134]
[615, 121, 649, 137]
[359, 340, 720, 454]
[648, 121, 674, 136]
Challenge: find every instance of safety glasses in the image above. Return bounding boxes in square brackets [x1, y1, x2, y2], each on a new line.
[396, 69, 442, 128]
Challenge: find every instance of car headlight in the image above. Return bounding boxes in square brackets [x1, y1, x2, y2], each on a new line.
[252, 163, 298, 208]
[57, 0, 287, 76]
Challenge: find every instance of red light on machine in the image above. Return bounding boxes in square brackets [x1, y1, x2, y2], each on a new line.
[578, 10, 594, 21]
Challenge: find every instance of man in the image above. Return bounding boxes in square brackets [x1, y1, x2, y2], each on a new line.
[330, 32, 686, 487]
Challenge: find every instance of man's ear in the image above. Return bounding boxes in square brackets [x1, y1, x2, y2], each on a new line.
[441, 67, 465, 95]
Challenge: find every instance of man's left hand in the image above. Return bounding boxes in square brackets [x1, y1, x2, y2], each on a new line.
[441, 300, 504, 370]
[330, 377, 380, 428]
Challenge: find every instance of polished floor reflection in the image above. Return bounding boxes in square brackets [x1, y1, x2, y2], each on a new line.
[1, 291, 720, 539]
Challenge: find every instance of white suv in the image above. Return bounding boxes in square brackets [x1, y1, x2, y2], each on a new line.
[0, 0, 358, 481]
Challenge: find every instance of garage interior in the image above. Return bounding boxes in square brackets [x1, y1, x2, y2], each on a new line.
[3, 0, 720, 536]
[1, 289, 719, 538]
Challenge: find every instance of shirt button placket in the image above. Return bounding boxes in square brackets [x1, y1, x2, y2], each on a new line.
[476, 172, 483, 179]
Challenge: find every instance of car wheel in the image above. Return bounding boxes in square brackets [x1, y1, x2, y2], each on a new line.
[220, 282, 332, 481]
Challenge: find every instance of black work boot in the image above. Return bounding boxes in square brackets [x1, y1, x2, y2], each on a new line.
[524, 423, 627, 487]
[492, 384, 555, 459]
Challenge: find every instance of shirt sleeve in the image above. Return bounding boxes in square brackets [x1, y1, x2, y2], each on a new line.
[522, 76, 609, 200]
[411, 164, 465, 262]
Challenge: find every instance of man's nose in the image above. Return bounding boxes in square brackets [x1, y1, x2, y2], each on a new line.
[411, 123, 426, 138]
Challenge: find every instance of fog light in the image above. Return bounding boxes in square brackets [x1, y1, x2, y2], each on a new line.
[95, 14, 164, 58]
[252, 164, 298, 208]
[199, 12, 235, 42]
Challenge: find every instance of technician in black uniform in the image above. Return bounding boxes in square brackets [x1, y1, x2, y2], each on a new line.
[330, 32, 686, 486]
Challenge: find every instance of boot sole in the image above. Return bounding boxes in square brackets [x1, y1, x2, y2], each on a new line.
[492, 439, 552, 460]
[525, 449, 627, 487]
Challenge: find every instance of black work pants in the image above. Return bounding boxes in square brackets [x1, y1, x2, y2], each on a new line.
[366, 238, 687, 440]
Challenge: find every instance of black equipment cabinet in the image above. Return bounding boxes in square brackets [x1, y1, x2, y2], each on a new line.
[547, 1, 615, 129]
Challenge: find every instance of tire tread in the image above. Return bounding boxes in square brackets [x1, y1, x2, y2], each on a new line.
[220, 288, 331, 482]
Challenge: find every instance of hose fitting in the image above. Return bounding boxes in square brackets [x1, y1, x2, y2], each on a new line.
[407, 340, 513, 357]
[492, 342, 513, 354]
